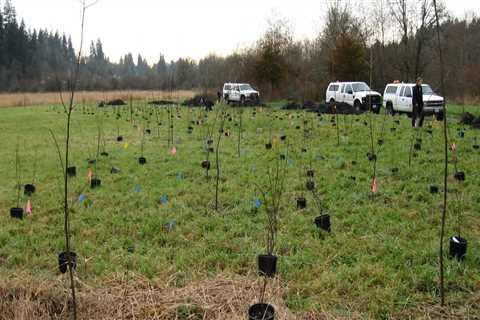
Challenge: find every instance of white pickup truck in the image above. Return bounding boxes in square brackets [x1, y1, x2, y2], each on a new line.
[223, 83, 260, 105]
[326, 81, 382, 114]
[383, 83, 444, 120]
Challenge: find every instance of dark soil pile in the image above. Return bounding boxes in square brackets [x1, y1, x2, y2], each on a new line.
[182, 95, 215, 108]
[104, 99, 126, 106]
[148, 100, 175, 106]
[472, 117, 480, 129]
[282, 101, 302, 110]
[460, 112, 476, 125]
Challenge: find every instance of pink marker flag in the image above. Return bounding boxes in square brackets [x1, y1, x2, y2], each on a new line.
[372, 176, 377, 194]
[25, 199, 32, 215]
[170, 146, 177, 156]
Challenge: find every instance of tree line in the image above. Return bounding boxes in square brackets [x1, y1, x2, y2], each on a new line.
[0, 0, 479, 102]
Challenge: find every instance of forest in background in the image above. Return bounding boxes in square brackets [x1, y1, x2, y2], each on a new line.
[0, 0, 479, 103]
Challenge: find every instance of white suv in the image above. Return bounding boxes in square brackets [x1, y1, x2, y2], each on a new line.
[326, 82, 382, 113]
[223, 83, 260, 104]
[383, 83, 444, 120]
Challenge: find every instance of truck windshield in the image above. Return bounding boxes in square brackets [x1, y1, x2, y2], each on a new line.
[352, 83, 370, 92]
[422, 85, 434, 94]
[240, 84, 254, 91]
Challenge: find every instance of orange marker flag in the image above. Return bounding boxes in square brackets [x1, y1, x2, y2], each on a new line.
[372, 176, 377, 194]
[25, 199, 32, 215]
[87, 168, 93, 182]
[170, 146, 177, 156]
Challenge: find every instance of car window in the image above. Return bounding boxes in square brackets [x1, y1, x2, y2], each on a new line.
[404, 86, 412, 97]
[399, 86, 405, 96]
[346, 84, 353, 94]
[224, 85, 231, 90]
[386, 86, 397, 94]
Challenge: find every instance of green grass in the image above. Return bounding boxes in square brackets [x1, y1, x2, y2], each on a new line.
[0, 102, 479, 318]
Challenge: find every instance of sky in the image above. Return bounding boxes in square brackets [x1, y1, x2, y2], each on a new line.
[10, 0, 480, 64]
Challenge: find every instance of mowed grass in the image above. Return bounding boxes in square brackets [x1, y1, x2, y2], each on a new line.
[0, 102, 479, 318]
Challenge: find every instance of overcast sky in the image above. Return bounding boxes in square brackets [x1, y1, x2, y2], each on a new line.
[11, 0, 480, 64]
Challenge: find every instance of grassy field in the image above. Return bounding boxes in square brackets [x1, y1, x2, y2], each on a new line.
[0, 101, 479, 319]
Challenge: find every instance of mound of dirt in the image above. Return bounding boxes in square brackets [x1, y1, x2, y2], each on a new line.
[182, 95, 215, 109]
[472, 117, 480, 129]
[148, 100, 175, 106]
[302, 100, 317, 109]
[282, 101, 302, 110]
[106, 99, 126, 106]
[460, 112, 476, 125]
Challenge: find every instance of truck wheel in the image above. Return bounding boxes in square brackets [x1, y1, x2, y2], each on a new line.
[387, 103, 395, 116]
[354, 100, 362, 112]
[329, 98, 335, 106]
[240, 96, 246, 105]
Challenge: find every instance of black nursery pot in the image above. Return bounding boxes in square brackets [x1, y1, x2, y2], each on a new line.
[258, 254, 277, 277]
[473, 144, 479, 150]
[297, 197, 306, 209]
[430, 185, 439, 194]
[296, 125, 301, 130]
[390, 127, 396, 132]
[88, 159, 96, 165]
[307, 170, 314, 178]
[248, 303, 275, 320]
[314, 214, 331, 233]
[414, 143, 422, 151]
[139, 157, 147, 165]
[58, 251, 77, 274]
[201, 160, 211, 170]
[449, 236, 467, 261]
[90, 178, 101, 189]
[377, 139, 384, 146]
[101, 151, 109, 157]
[367, 152, 377, 161]
[280, 135, 286, 141]
[145, 129, 151, 134]
[301, 148, 307, 153]
[67, 166, 77, 177]
[117, 136, 123, 142]
[279, 154, 286, 160]
[265, 143, 272, 150]
[454, 171, 465, 181]
[10, 207, 23, 220]
[24, 184, 36, 196]
[391, 167, 399, 174]
[111, 166, 121, 174]
[306, 180, 315, 191]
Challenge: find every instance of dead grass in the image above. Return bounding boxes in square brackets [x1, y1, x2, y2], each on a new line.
[0, 90, 196, 108]
[1, 273, 477, 320]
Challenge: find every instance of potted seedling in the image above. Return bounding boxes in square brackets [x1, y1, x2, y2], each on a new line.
[10, 143, 24, 219]
[138, 126, 147, 165]
[24, 147, 38, 196]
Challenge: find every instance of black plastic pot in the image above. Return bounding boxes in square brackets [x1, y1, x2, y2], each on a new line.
[280, 135, 286, 141]
[139, 157, 147, 165]
[315, 214, 331, 232]
[117, 136, 123, 142]
[88, 159, 96, 165]
[208, 147, 214, 153]
[391, 167, 399, 174]
[201, 160, 211, 170]
[24, 184, 36, 196]
[279, 154, 286, 160]
[258, 254, 277, 277]
[454, 171, 465, 181]
[297, 197, 306, 209]
[416, 138, 422, 143]
[390, 127, 396, 132]
[350, 176, 356, 181]
[101, 151, 109, 157]
[351, 161, 357, 166]
[265, 143, 272, 150]
[473, 144, 479, 150]
[367, 152, 377, 161]
[90, 178, 101, 189]
[111, 166, 121, 174]
[394, 120, 400, 125]
[307, 170, 314, 177]
[306, 180, 315, 191]
[58, 251, 77, 274]
[10, 207, 23, 219]
[67, 166, 76, 177]
[430, 185, 439, 194]
[207, 139, 213, 145]
[449, 236, 467, 261]
[146, 129, 151, 134]
[377, 139, 384, 146]
[414, 143, 421, 151]
[296, 125, 301, 130]
[248, 303, 275, 320]
[426, 129, 433, 135]
[301, 148, 307, 153]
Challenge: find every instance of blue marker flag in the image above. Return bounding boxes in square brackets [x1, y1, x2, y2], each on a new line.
[176, 172, 184, 180]
[160, 195, 169, 204]
[255, 198, 261, 208]
[288, 159, 294, 167]
[135, 185, 141, 193]
[79, 194, 85, 203]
